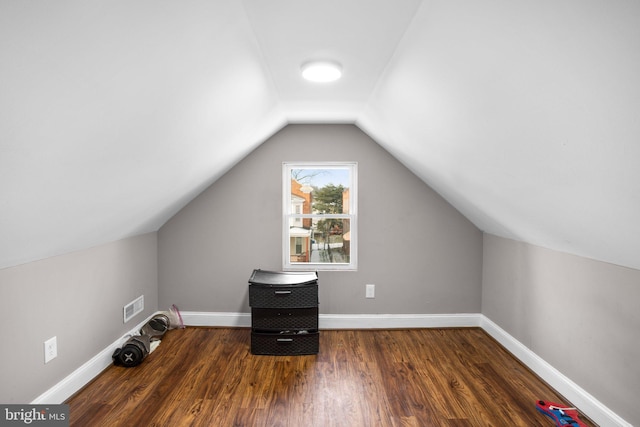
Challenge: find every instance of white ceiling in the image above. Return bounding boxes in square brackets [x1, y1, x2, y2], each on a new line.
[1, 0, 639, 270]
[244, 0, 422, 121]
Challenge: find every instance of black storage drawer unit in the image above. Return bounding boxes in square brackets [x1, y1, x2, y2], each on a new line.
[248, 269, 319, 355]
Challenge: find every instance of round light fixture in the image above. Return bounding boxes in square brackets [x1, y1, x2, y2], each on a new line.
[301, 61, 342, 83]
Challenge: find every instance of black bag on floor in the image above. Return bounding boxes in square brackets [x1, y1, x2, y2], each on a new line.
[112, 309, 182, 367]
[112, 335, 151, 367]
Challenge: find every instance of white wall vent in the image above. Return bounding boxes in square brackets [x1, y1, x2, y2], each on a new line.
[123, 295, 144, 323]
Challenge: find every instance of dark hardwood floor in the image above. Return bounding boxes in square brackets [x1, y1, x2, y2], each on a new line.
[66, 327, 596, 426]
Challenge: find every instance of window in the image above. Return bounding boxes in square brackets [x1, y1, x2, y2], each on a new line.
[283, 162, 357, 271]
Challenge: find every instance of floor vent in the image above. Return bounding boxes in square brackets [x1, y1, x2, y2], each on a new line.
[123, 295, 144, 323]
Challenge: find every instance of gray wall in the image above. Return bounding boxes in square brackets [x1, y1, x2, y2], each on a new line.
[482, 234, 640, 425]
[0, 233, 158, 403]
[158, 124, 483, 314]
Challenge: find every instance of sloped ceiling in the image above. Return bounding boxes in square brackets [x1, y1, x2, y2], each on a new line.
[2, 0, 639, 270]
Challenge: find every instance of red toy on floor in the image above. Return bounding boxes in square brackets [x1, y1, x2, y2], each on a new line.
[536, 400, 588, 427]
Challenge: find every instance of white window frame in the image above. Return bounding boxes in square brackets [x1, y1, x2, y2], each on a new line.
[283, 161, 357, 271]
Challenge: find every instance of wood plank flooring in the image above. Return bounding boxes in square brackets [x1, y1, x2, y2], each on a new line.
[66, 327, 596, 426]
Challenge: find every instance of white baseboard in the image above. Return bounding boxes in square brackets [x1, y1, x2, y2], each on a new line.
[179, 311, 481, 329]
[31, 313, 158, 405]
[319, 313, 481, 329]
[480, 315, 631, 427]
[180, 311, 251, 327]
[33, 311, 630, 426]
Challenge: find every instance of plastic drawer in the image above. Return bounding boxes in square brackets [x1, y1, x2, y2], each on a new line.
[250, 332, 319, 355]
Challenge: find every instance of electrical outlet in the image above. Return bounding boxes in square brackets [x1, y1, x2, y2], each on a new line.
[366, 284, 375, 298]
[44, 336, 57, 363]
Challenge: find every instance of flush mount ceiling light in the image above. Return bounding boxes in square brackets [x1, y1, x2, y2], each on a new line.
[301, 61, 342, 83]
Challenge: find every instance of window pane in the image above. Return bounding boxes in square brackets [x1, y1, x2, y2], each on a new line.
[286, 218, 351, 265]
[291, 168, 351, 215]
